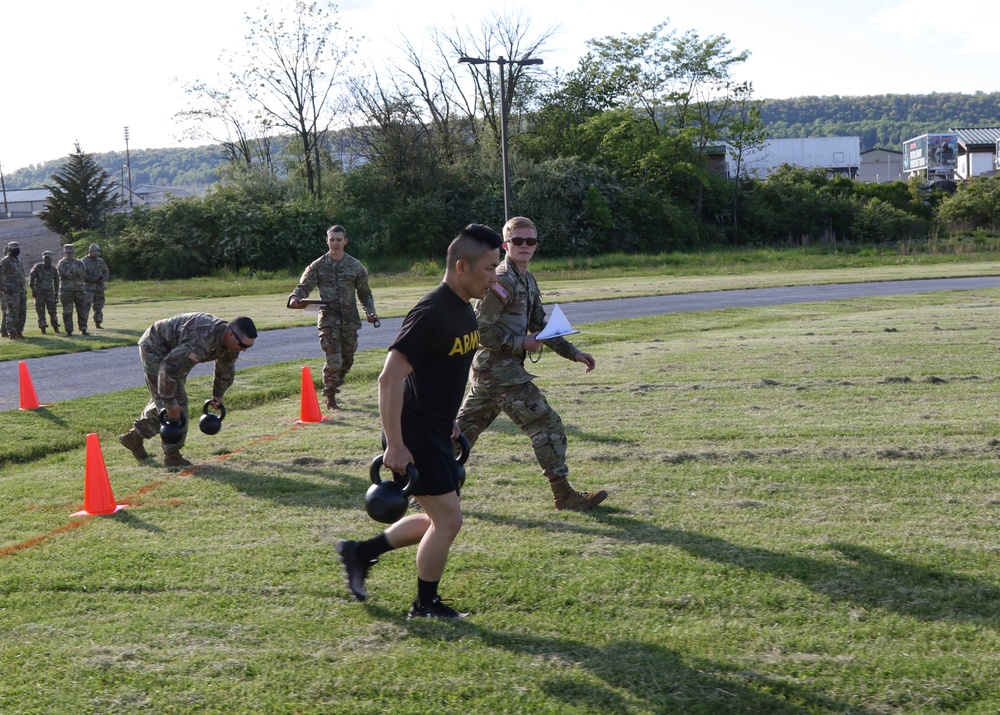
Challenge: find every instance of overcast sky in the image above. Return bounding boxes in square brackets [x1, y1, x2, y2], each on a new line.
[2, 0, 997, 173]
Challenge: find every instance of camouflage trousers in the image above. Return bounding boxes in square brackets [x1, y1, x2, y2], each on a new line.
[318, 324, 359, 399]
[133, 345, 189, 456]
[2, 291, 26, 334]
[85, 287, 105, 324]
[456, 379, 570, 482]
[34, 291, 58, 329]
[60, 288, 89, 333]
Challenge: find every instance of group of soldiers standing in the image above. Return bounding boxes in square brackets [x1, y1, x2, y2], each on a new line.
[1, 241, 109, 339]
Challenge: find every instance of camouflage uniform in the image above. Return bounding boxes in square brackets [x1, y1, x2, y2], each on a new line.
[29, 252, 60, 333]
[82, 246, 110, 327]
[130, 313, 241, 461]
[289, 252, 376, 406]
[57, 245, 89, 335]
[456, 257, 606, 509]
[0, 245, 8, 337]
[0, 242, 27, 339]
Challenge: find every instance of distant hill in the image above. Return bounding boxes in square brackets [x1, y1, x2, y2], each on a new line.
[4, 145, 227, 190]
[5, 92, 999, 189]
[761, 91, 1000, 151]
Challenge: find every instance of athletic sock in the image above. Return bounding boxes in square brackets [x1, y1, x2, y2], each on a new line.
[356, 533, 393, 563]
[417, 578, 440, 606]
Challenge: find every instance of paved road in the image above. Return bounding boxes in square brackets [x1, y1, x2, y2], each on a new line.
[4, 276, 1000, 412]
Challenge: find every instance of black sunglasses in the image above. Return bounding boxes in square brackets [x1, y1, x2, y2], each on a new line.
[233, 333, 253, 349]
[508, 237, 538, 246]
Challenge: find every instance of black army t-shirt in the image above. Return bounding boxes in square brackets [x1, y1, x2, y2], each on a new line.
[391, 282, 480, 430]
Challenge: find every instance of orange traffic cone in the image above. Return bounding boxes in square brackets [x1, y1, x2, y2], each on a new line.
[18, 360, 43, 410]
[295, 366, 326, 423]
[72, 434, 127, 516]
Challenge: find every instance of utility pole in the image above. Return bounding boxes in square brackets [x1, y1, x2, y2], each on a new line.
[124, 126, 133, 207]
[0, 159, 8, 219]
[458, 54, 543, 222]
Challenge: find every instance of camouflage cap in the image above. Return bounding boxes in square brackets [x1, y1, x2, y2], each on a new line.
[63, 243, 75, 251]
[42, 250, 53, 257]
[7, 241, 19, 249]
[89, 243, 101, 252]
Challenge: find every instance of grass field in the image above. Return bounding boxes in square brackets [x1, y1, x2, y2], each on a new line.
[2, 281, 1000, 713]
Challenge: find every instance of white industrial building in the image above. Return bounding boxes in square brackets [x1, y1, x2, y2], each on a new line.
[728, 137, 861, 179]
[858, 148, 904, 183]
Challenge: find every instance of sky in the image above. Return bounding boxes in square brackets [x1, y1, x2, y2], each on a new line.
[2, 0, 998, 174]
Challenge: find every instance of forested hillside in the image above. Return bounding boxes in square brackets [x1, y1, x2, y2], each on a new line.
[6, 92, 1000, 190]
[762, 92, 1000, 151]
[5, 145, 226, 189]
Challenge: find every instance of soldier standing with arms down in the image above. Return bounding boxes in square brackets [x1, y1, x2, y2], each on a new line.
[0, 241, 27, 340]
[288, 225, 378, 410]
[456, 216, 608, 511]
[82, 243, 109, 328]
[57, 244, 89, 336]
[118, 313, 257, 469]
[1, 244, 8, 337]
[29, 250, 60, 334]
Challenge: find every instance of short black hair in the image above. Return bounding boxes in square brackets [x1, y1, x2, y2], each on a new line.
[230, 316, 258, 339]
[447, 223, 502, 266]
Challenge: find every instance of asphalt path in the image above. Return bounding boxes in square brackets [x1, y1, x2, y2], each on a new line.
[4, 275, 1000, 412]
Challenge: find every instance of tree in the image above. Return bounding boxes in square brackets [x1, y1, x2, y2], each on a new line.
[448, 9, 557, 161]
[40, 143, 120, 237]
[183, 0, 356, 198]
[937, 175, 1000, 232]
[723, 81, 767, 240]
[175, 79, 277, 172]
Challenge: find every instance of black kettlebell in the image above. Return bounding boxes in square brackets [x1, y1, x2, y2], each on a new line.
[199, 400, 227, 435]
[365, 456, 420, 524]
[158, 409, 187, 445]
[454, 433, 470, 491]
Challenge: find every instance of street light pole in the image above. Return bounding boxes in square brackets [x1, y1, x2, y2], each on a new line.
[123, 126, 133, 208]
[459, 54, 543, 222]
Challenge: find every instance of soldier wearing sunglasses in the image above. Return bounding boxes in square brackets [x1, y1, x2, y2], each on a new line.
[456, 217, 608, 511]
[119, 313, 257, 469]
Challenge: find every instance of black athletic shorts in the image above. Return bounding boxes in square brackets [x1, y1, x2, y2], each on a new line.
[384, 410, 462, 497]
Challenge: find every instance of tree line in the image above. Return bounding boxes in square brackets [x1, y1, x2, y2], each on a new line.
[24, 1, 1000, 280]
[8, 94, 998, 193]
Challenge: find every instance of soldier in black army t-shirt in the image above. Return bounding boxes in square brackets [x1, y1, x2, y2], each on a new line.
[336, 223, 502, 619]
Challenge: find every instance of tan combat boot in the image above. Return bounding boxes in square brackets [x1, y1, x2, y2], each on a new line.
[119, 429, 150, 461]
[164, 453, 193, 470]
[550, 477, 608, 511]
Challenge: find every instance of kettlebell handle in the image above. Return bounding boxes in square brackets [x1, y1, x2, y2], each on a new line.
[159, 409, 187, 429]
[369, 455, 420, 497]
[202, 400, 227, 421]
[454, 434, 470, 465]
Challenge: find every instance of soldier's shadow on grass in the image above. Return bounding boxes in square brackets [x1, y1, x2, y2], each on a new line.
[27, 407, 68, 427]
[467, 508, 1000, 626]
[192, 462, 368, 510]
[364, 603, 872, 715]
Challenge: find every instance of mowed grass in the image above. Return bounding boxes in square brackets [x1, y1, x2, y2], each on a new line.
[3, 290, 1000, 713]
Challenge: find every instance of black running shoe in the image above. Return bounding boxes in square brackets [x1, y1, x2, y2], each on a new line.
[336, 539, 376, 602]
[407, 596, 469, 620]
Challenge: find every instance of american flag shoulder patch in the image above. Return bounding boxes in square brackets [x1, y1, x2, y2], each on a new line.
[491, 283, 510, 300]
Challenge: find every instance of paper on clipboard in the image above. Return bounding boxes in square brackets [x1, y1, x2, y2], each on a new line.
[535, 304, 579, 340]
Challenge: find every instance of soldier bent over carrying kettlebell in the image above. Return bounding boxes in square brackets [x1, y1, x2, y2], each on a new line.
[118, 313, 256, 469]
